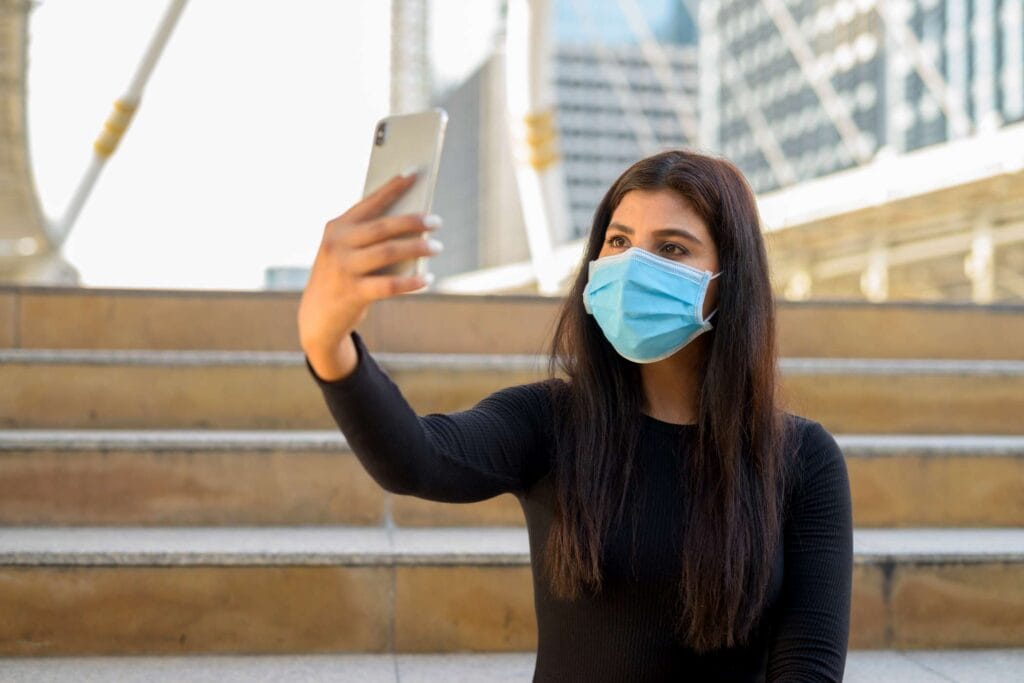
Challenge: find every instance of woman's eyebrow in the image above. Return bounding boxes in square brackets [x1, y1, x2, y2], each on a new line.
[608, 222, 704, 246]
[657, 228, 704, 245]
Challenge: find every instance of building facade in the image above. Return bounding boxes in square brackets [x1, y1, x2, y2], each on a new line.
[553, 42, 700, 237]
[430, 0, 701, 278]
[699, 0, 1024, 195]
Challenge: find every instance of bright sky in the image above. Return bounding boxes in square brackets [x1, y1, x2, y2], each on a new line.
[27, 0, 500, 290]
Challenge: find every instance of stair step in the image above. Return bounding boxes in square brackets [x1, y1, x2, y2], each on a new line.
[1, 650, 1023, 683]
[9, 348, 1024, 372]
[778, 358, 1024, 434]
[841, 434, 1024, 527]
[2, 431, 1022, 527]
[0, 526, 529, 566]
[4, 289, 560, 355]
[4, 526, 1023, 566]
[1, 527, 1022, 654]
[0, 349, 543, 430]
[842, 649, 1024, 683]
[0, 430, 387, 526]
[0, 348, 547, 370]
[7, 286, 1024, 359]
[3, 350, 1024, 433]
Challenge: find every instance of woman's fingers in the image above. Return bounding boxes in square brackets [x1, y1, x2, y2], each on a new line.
[356, 272, 432, 301]
[348, 234, 443, 276]
[299, 172, 433, 366]
[338, 171, 417, 224]
[341, 213, 441, 249]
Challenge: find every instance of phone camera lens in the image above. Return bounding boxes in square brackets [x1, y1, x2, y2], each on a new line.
[375, 122, 387, 146]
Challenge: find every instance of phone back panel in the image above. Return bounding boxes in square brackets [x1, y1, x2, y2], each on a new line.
[362, 109, 448, 220]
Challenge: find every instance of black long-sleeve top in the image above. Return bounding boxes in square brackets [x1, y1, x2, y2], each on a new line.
[306, 330, 853, 682]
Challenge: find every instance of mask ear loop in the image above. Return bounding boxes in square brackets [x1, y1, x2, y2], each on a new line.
[702, 271, 723, 325]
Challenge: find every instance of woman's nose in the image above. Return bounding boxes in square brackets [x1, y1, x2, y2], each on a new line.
[635, 243, 666, 259]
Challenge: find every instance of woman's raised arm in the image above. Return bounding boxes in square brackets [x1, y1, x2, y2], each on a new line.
[306, 331, 556, 500]
[299, 174, 555, 500]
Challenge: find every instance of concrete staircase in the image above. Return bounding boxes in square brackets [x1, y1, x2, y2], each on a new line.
[2, 651, 1021, 682]
[1, 286, 1023, 678]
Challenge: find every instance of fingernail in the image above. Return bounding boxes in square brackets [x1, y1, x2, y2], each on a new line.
[421, 272, 435, 287]
[400, 165, 420, 178]
[422, 214, 443, 229]
[425, 238, 444, 254]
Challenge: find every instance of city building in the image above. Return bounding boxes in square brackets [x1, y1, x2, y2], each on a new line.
[429, 0, 701, 281]
[699, 0, 1024, 194]
[553, 41, 699, 237]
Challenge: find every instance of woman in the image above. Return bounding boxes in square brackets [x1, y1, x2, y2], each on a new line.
[298, 150, 853, 682]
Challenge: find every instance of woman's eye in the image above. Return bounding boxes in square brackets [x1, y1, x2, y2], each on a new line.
[661, 243, 688, 256]
[606, 235, 628, 247]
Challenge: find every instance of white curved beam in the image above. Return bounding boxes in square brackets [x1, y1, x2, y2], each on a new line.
[53, 0, 190, 246]
[505, 0, 570, 294]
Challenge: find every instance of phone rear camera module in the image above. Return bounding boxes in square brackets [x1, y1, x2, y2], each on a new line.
[374, 121, 387, 146]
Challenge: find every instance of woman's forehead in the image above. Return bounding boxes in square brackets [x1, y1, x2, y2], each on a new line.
[610, 189, 709, 235]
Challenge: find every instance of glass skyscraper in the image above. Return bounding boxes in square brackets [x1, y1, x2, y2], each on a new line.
[552, 0, 701, 236]
[699, 0, 1024, 194]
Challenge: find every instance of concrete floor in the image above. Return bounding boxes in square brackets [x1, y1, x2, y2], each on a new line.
[1, 650, 1022, 682]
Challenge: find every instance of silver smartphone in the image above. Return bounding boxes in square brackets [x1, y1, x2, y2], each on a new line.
[361, 108, 448, 277]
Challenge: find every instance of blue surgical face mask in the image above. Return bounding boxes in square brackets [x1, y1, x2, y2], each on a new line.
[582, 246, 722, 363]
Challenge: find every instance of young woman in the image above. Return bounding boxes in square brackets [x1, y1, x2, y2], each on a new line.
[298, 150, 853, 681]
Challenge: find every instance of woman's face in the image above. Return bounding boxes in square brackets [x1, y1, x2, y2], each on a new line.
[599, 188, 720, 318]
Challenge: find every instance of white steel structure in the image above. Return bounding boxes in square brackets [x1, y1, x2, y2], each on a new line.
[438, 0, 1024, 302]
[504, 0, 572, 294]
[762, 120, 1024, 303]
[695, 0, 1024, 302]
[0, 0, 188, 285]
[390, 0, 431, 114]
[2, 0, 1022, 303]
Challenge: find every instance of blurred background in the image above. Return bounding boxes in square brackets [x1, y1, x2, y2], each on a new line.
[2, 0, 1023, 301]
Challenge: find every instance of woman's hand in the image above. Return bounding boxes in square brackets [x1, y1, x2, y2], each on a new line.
[298, 171, 443, 381]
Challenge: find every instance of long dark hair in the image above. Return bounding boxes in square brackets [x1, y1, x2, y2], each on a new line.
[543, 149, 793, 652]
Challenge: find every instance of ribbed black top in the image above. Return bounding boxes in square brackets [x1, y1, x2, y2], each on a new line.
[306, 331, 853, 682]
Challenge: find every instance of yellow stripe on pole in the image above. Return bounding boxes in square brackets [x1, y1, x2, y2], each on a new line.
[522, 109, 561, 171]
[528, 149, 561, 171]
[93, 99, 140, 158]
